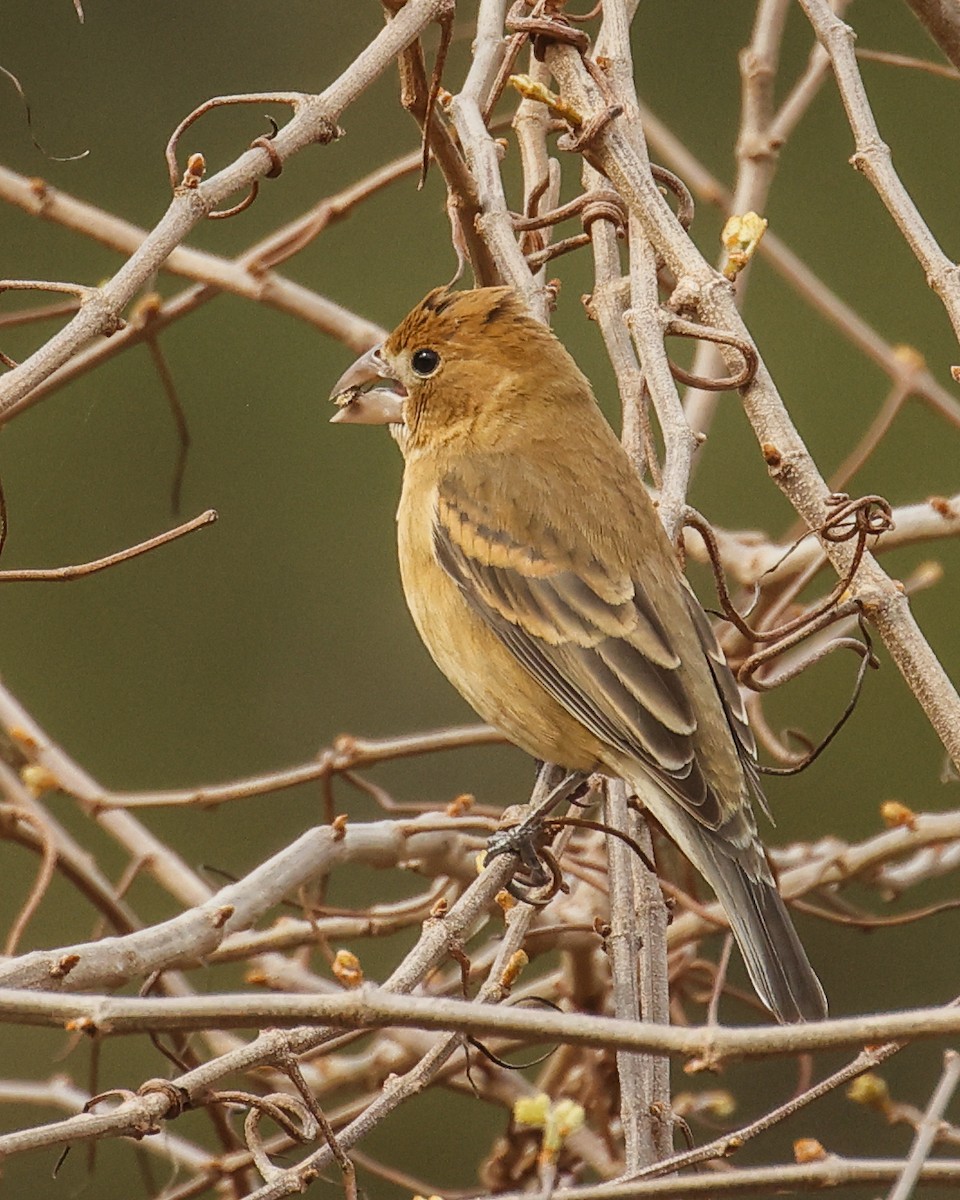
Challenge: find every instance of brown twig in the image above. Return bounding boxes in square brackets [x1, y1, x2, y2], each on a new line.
[1, 805, 58, 955]
[0, 510, 217, 582]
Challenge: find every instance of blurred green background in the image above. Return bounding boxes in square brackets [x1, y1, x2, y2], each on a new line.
[1, 1, 959, 1196]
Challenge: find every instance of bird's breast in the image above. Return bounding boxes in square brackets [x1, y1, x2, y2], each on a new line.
[396, 466, 601, 773]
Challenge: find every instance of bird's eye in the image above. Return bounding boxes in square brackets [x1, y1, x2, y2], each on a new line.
[411, 348, 440, 377]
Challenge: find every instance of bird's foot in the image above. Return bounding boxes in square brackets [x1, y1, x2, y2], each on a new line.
[483, 766, 593, 904]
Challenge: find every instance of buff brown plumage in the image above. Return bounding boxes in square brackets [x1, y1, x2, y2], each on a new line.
[330, 286, 827, 1023]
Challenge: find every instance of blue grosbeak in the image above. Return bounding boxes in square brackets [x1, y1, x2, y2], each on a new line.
[330, 286, 826, 1023]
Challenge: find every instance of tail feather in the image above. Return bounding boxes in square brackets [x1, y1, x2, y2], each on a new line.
[618, 772, 827, 1023]
[699, 837, 827, 1024]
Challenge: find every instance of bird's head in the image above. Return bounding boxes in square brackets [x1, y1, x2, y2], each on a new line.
[329, 286, 592, 453]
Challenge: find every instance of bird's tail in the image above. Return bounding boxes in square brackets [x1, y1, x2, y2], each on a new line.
[695, 831, 827, 1024]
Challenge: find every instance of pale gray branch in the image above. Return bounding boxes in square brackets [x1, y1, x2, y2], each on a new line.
[0, 0, 448, 417]
[547, 43, 960, 773]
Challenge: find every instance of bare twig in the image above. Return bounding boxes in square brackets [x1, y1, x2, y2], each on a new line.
[637, 102, 960, 429]
[798, 0, 960, 343]
[7, 986, 960, 1059]
[546, 40, 960, 773]
[902, 0, 960, 74]
[0, 510, 216, 582]
[887, 1050, 960, 1200]
[0, 0, 450, 417]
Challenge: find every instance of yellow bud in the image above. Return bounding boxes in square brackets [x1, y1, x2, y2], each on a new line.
[794, 1138, 827, 1163]
[891, 344, 925, 371]
[507, 75, 583, 125]
[847, 1072, 890, 1110]
[721, 211, 768, 279]
[495, 889, 518, 912]
[21, 764, 59, 797]
[551, 1099, 586, 1139]
[514, 1094, 585, 1161]
[331, 949, 363, 989]
[446, 792, 474, 816]
[880, 801, 917, 830]
[514, 1093, 552, 1129]
[500, 949, 529, 989]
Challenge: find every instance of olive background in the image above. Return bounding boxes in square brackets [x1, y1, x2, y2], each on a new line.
[1, 2, 959, 1196]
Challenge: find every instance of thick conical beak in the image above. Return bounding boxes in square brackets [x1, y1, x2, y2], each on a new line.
[329, 345, 406, 425]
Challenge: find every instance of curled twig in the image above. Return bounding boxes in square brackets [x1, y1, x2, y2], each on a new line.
[665, 316, 758, 390]
[754, 619, 878, 776]
[511, 188, 625, 233]
[0, 64, 89, 162]
[651, 163, 695, 230]
[468, 996, 564, 1069]
[515, 187, 627, 268]
[545, 815, 657, 875]
[164, 92, 309, 218]
[505, 3, 591, 59]
[279, 1052, 357, 1197]
[1, 804, 58, 956]
[684, 493, 893, 649]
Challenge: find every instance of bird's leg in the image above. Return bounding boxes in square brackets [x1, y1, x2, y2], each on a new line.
[484, 763, 594, 903]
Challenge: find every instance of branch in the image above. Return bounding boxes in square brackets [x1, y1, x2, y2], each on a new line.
[0, 0, 448, 417]
[447, 0, 546, 314]
[5, 986, 960, 1058]
[682, 492, 960, 588]
[0, 510, 216, 581]
[546, 42, 960, 772]
[888, 1049, 960, 1200]
[902, 0, 960, 73]
[637, 102, 960, 429]
[0, 813, 488, 991]
[0, 849, 520, 1160]
[798, 0, 960, 346]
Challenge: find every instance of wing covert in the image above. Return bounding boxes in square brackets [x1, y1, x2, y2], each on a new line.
[433, 472, 733, 824]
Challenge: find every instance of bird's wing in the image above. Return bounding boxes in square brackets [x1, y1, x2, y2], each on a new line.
[678, 581, 769, 818]
[433, 460, 745, 831]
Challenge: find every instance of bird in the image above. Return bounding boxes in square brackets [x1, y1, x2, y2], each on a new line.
[329, 285, 827, 1023]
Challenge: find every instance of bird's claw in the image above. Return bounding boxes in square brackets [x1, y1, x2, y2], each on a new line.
[485, 820, 565, 906]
